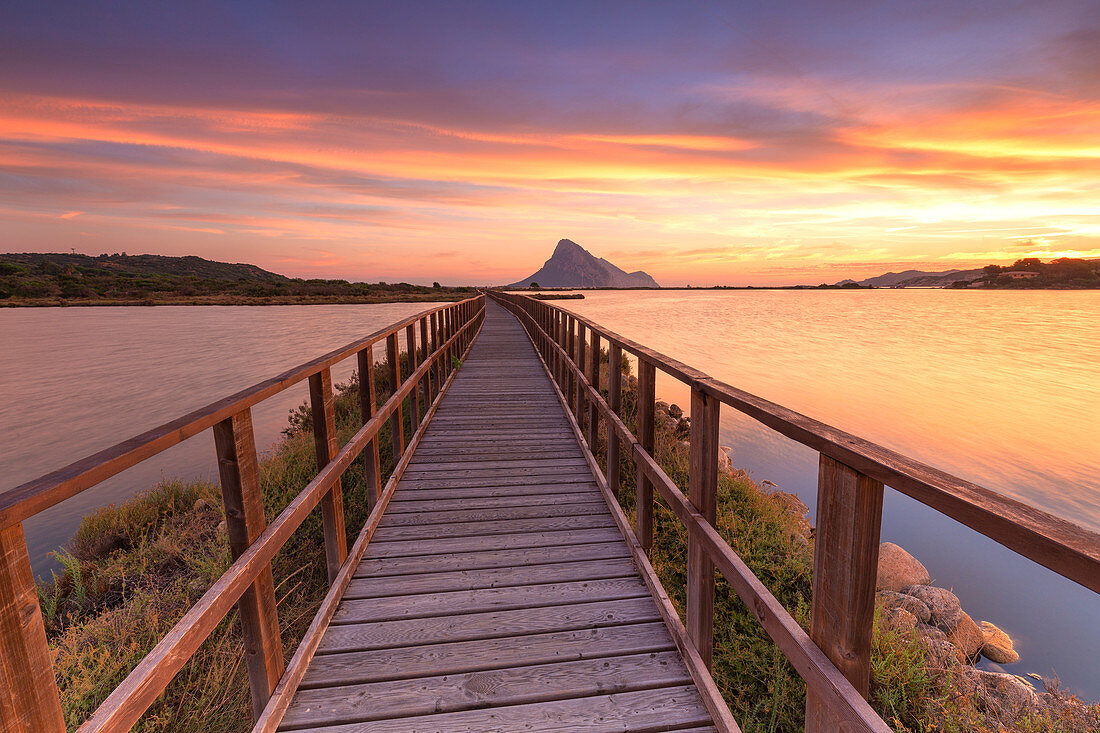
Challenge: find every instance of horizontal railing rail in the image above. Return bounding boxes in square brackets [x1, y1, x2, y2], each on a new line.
[488, 289, 1100, 733]
[0, 295, 485, 732]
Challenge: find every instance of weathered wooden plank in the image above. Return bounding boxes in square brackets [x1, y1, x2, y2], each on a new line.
[370, 514, 615, 542]
[395, 473, 598, 490]
[405, 449, 585, 463]
[303, 622, 673, 688]
[317, 597, 664, 654]
[283, 684, 711, 732]
[402, 458, 588, 473]
[377, 501, 609, 527]
[0, 522, 65, 732]
[388, 482, 599, 501]
[413, 435, 575, 446]
[354, 541, 630, 578]
[364, 527, 625, 558]
[347, 557, 638, 598]
[282, 652, 692, 729]
[385, 491, 602, 514]
[334, 577, 650, 624]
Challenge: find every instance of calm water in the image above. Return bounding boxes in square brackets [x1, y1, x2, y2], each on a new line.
[560, 290, 1100, 697]
[2, 293, 1098, 696]
[1, 303, 430, 575]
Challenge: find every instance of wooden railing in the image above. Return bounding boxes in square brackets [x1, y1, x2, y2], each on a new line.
[0, 295, 485, 732]
[488, 290, 1100, 733]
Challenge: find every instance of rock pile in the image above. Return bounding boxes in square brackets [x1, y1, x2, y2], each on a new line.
[875, 544, 1019, 667]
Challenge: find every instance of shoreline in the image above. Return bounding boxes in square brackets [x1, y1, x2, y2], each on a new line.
[0, 293, 471, 308]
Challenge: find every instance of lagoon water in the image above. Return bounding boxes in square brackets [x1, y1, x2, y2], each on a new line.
[2, 291, 1099, 696]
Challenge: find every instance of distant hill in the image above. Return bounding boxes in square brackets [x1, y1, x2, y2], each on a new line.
[837, 258, 1100, 289]
[837, 267, 984, 288]
[510, 239, 659, 288]
[0, 252, 472, 305]
[1, 252, 291, 283]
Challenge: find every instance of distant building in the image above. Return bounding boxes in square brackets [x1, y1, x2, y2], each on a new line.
[1004, 271, 1040, 279]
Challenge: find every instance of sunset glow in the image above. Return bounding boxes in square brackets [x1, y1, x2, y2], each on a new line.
[2, 2, 1097, 284]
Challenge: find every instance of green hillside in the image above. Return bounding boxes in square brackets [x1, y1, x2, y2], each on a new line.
[0, 252, 470, 305]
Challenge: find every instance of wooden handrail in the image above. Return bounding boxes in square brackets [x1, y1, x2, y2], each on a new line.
[0, 296, 484, 732]
[488, 289, 1100, 733]
[0, 297, 483, 531]
[76, 299, 485, 731]
[493, 293, 1100, 594]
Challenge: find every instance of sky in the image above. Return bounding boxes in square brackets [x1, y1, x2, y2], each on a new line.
[1, 1, 1098, 285]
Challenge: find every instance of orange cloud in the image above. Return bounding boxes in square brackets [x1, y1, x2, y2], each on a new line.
[1, 85, 1098, 285]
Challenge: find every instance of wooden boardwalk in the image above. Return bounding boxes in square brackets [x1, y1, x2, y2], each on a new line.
[8, 292, 1097, 732]
[279, 303, 717, 731]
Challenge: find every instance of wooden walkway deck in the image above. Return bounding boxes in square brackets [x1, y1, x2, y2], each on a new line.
[279, 303, 717, 731]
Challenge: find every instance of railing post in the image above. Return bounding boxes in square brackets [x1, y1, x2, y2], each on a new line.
[212, 409, 284, 720]
[606, 343, 623, 499]
[308, 367, 348, 583]
[552, 311, 562, 385]
[588, 330, 601, 447]
[386, 333, 404, 459]
[406, 324, 420, 426]
[687, 387, 720, 668]
[576, 323, 587, 423]
[357, 345, 381, 508]
[0, 523, 65, 733]
[444, 307, 452, 370]
[420, 316, 431, 407]
[430, 311, 440, 398]
[636, 357, 656, 552]
[566, 317, 576, 417]
[805, 454, 884, 730]
[550, 308, 558, 378]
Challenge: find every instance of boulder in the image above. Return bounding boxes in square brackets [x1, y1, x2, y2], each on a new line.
[880, 606, 918, 633]
[901, 585, 964, 631]
[718, 446, 733, 472]
[915, 626, 962, 666]
[878, 590, 931, 623]
[668, 403, 683, 419]
[979, 621, 1019, 664]
[956, 668, 1041, 716]
[946, 610, 984, 659]
[877, 542, 931, 592]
